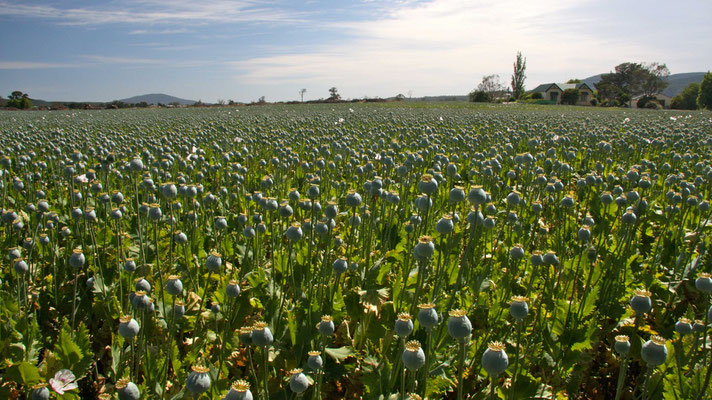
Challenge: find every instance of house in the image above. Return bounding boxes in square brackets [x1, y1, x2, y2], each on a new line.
[631, 93, 672, 109]
[530, 82, 595, 105]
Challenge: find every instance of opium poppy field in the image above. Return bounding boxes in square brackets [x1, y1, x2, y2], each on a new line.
[1, 103, 712, 399]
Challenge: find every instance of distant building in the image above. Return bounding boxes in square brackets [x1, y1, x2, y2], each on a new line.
[631, 93, 672, 109]
[530, 82, 595, 105]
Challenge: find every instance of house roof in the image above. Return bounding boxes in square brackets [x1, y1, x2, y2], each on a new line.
[531, 82, 594, 92]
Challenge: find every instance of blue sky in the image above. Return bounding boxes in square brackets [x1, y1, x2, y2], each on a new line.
[1, 0, 710, 103]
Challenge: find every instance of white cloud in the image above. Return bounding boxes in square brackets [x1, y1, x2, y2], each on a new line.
[0, 0, 306, 26]
[231, 0, 696, 99]
[0, 61, 78, 69]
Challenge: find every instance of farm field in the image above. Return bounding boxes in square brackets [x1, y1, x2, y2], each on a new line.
[1, 103, 712, 399]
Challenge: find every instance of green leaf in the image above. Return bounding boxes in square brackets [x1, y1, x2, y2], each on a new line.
[19, 361, 42, 385]
[324, 346, 354, 364]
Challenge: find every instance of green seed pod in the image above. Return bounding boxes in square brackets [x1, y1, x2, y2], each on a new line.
[481, 341, 509, 376]
[641, 336, 668, 367]
[447, 309, 472, 341]
[402, 340, 426, 371]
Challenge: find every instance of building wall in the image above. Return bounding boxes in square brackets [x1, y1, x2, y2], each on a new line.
[577, 89, 593, 106]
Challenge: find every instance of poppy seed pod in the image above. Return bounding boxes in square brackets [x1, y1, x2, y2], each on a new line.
[481, 341, 509, 377]
[325, 201, 338, 219]
[166, 276, 183, 296]
[69, 249, 85, 269]
[307, 350, 323, 370]
[148, 204, 162, 222]
[251, 322, 273, 346]
[135, 278, 151, 293]
[641, 336, 668, 367]
[622, 209, 637, 224]
[13, 258, 28, 274]
[285, 222, 303, 241]
[394, 313, 414, 338]
[402, 340, 426, 371]
[174, 300, 185, 318]
[449, 186, 465, 204]
[614, 335, 630, 355]
[318, 315, 335, 336]
[675, 318, 693, 335]
[468, 186, 487, 206]
[509, 244, 525, 260]
[288, 369, 309, 393]
[239, 326, 253, 345]
[413, 236, 435, 260]
[185, 364, 211, 395]
[226, 280, 241, 298]
[630, 289, 652, 315]
[131, 291, 150, 311]
[694, 320, 705, 333]
[205, 251, 222, 271]
[435, 214, 454, 235]
[215, 216, 228, 230]
[448, 309, 472, 341]
[530, 251, 543, 266]
[30, 383, 50, 400]
[116, 378, 140, 400]
[345, 190, 362, 208]
[242, 226, 255, 239]
[225, 380, 253, 400]
[695, 272, 712, 294]
[542, 251, 558, 266]
[509, 296, 529, 321]
[417, 303, 439, 330]
[708, 305, 712, 322]
[418, 174, 438, 194]
[118, 316, 140, 340]
[332, 257, 348, 274]
[578, 226, 591, 242]
[123, 259, 137, 272]
[211, 302, 220, 314]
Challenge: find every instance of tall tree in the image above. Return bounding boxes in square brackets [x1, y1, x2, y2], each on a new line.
[511, 52, 526, 99]
[698, 72, 712, 110]
[300, 88, 307, 102]
[328, 87, 340, 101]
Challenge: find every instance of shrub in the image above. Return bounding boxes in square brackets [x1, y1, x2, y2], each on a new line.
[469, 90, 489, 103]
[560, 89, 580, 105]
[531, 92, 543, 100]
[698, 71, 712, 110]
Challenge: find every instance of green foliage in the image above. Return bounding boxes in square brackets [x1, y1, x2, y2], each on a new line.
[560, 88, 580, 105]
[6, 91, 33, 109]
[469, 90, 489, 102]
[530, 91, 543, 100]
[511, 51, 527, 100]
[670, 82, 699, 109]
[698, 71, 712, 110]
[596, 62, 669, 106]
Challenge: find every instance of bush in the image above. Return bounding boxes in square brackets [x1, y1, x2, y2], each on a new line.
[6, 97, 32, 109]
[590, 99, 598, 106]
[469, 90, 489, 103]
[637, 96, 655, 109]
[531, 92, 543, 100]
[560, 88, 580, 105]
[645, 101, 661, 109]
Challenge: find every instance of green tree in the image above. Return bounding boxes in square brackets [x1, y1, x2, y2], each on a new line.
[560, 88, 580, 105]
[510, 51, 526, 99]
[698, 71, 712, 110]
[595, 62, 669, 106]
[468, 90, 489, 102]
[6, 91, 33, 109]
[567, 78, 581, 84]
[670, 83, 699, 110]
[328, 87, 341, 101]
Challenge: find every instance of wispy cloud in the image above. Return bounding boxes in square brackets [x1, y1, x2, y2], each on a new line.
[231, 0, 688, 98]
[0, 0, 306, 26]
[128, 28, 191, 35]
[0, 61, 78, 70]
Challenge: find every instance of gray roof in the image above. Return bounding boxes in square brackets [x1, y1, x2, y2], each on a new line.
[530, 82, 594, 92]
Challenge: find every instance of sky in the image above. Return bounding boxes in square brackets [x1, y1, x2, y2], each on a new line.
[1, 0, 711, 103]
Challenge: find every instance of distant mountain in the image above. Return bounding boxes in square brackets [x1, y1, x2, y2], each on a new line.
[581, 72, 706, 97]
[118, 93, 195, 105]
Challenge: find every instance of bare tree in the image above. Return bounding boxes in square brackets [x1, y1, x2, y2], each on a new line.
[300, 88, 307, 102]
[477, 75, 506, 101]
[511, 51, 526, 99]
